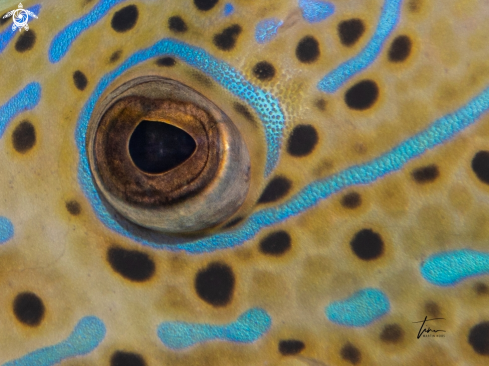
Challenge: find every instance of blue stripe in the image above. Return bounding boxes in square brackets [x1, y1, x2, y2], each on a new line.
[317, 0, 402, 93]
[0, 217, 13, 244]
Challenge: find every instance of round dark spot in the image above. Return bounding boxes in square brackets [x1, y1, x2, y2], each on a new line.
[345, 79, 379, 110]
[380, 323, 404, 343]
[156, 57, 176, 67]
[472, 151, 489, 184]
[338, 18, 365, 47]
[258, 176, 292, 204]
[341, 191, 362, 209]
[425, 301, 441, 317]
[213, 24, 242, 51]
[194, 0, 218, 11]
[195, 262, 235, 307]
[341, 343, 361, 364]
[350, 228, 384, 260]
[73, 70, 88, 91]
[109, 50, 122, 63]
[107, 246, 155, 282]
[295, 35, 320, 63]
[12, 120, 35, 153]
[65, 200, 81, 216]
[111, 5, 138, 32]
[286, 124, 318, 157]
[15, 29, 36, 52]
[315, 98, 327, 111]
[13, 292, 45, 326]
[168, 16, 187, 33]
[110, 351, 146, 366]
[128, 120, 196, 174]
[252, 61, 276, 81]
[388, 35, 412, 62]
[475, 282, 489, 295]
[469, 321, 489, 355]
[411, 164, 439, 183]
[278, 339, 305, 355]
[259, 230, 291, 256]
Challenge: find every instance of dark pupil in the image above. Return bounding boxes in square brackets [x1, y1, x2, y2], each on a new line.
[128, 120, 196, 174]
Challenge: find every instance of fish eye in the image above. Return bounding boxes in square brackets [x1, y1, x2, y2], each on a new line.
[86, 76, 250, 235]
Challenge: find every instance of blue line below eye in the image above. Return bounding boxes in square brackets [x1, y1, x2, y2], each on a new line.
[2, 316, 106, 366]
[317, 0, 402, 93]
[421, 249, 489, 286]
[157, 308, 271, 349]
[325, 288, 390, 327]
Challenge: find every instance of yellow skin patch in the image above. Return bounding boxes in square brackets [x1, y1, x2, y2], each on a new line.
[1, 0, 489, 365]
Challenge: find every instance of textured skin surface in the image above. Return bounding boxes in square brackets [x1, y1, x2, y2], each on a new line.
[2, 0, 489, 365]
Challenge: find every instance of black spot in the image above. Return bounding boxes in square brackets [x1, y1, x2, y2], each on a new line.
[259, 230, 291, 256]
[213, 24, 242, 51]
[286, 124, 318, 157]
[469, 321, 489, 355]
[411, 164, 439, 183]
[295, 36, 320, 63]
[15, 30, 36, 52]
[168, 16, 187, 33]
[66, 200, 81, 216]
[380, 323, 404, 343]
[475, 283, 489, 295]
[156, 57, 176, 67]
[341, 343, 361, 364]
[338, 18, 365, 47]
[233, 102, 255, 123]
[252, 61, 276, 81]
[13, 292, 45, 326]
[472, 151, 489, 184]
[195, 262, 235, 307]
[341, 191, 362, 209]
[107, 246, 155, 282]
[345, 79, 379, 110]
[109, 50, 122, 63]
[223, 216, 244, 229]
[315, 98, 327, 111]
[129, 120, 196, 174]
[258, 176, 292, 204]
[388, 35, 412, 62]
[110, 351, 146, 366]
[111, 5, 138, 32]
[425, 301, 441, 317]
[194, 0, 219, 11]
[278, 340, 305, 355]
[73, 70, 88, 91]
[12, 121, 35, 153]
[350, 228, 384, 260]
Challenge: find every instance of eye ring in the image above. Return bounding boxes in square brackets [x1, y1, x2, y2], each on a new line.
[86, 76, 250, 235]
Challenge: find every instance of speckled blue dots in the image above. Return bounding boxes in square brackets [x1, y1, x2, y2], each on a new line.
[223, 3, 234, 16]
[157, 308, 271, 349]
[0, 217, 13, 244]
[326, 289, 390, 327]
[255, 18, 283, 44]
[421, 249, 489, 286]
[2, 316, 106, 366]
[299, 0, 334, 23]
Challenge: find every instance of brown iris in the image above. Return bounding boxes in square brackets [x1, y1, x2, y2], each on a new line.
[86, 76, 250, 234]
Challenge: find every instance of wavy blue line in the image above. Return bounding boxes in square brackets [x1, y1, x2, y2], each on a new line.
[317, 0, 402, 93]
[2, 317, 106, 366]
[420, 249, 489, 286]
[326, 288, 390, 326]
[49, 0, 123, 63]
[0, 5, 41, 54]
[0, 83, 41, 139]
[0, 217, 13, 244]
[157, 308, 271, 350]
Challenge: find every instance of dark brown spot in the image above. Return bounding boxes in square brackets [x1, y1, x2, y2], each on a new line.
[213, 24, 241, 51]
[341, 191, 362, 209]
[15, 29, 36, 52]
[475, 282, 489, 295]
[258, 176, 292, 204]
[350, 228, 384, 260]
[341, 343, 361, 364]
[111, 5, 138, 32]
[195, 262, 235, 307]
[286, 124, 318, 157]
[12, 120, 36, 153]
[109, 50, 122, 63]
[252, 61, 276, 81]
[168, 15, 187, 33]
[107, 246, 155, 282]
[380, 323, 404, 344]
[469, 321, 489, 355]
[411, 164, 439, 183]
[315, 98, 327, 111]
[156, 57, 176, 67]
[295, 35, 320, 63]
[345, 79, 379, 110]
[425, 301, 441, 317]
[278, 339, 305, 355]
[338, 18, 365, 47]
[65, 200, 81, 216]
[73, 70, 88, 91]
[388, 35, 412, 62]
[110, 351, 146, 366]
[13, 292, 45, 326]
[259, 230, 291, 256]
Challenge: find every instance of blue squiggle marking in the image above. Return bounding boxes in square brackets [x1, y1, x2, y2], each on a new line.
[421, 249, 489, 286]
[299, 0, 334, 23]
[318, 0, 402, 93]
[255, 18, 283, 44]
[0, 217, 13, 244]
[223, 3, 234, 16]
[0, 5, 41, 54]
[49, 0, 124, 63]
[0, 83, 41, 139]
[2, 316, 105, 366]
[326, 289, 390, 327]
[157, 308, 271, 350]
